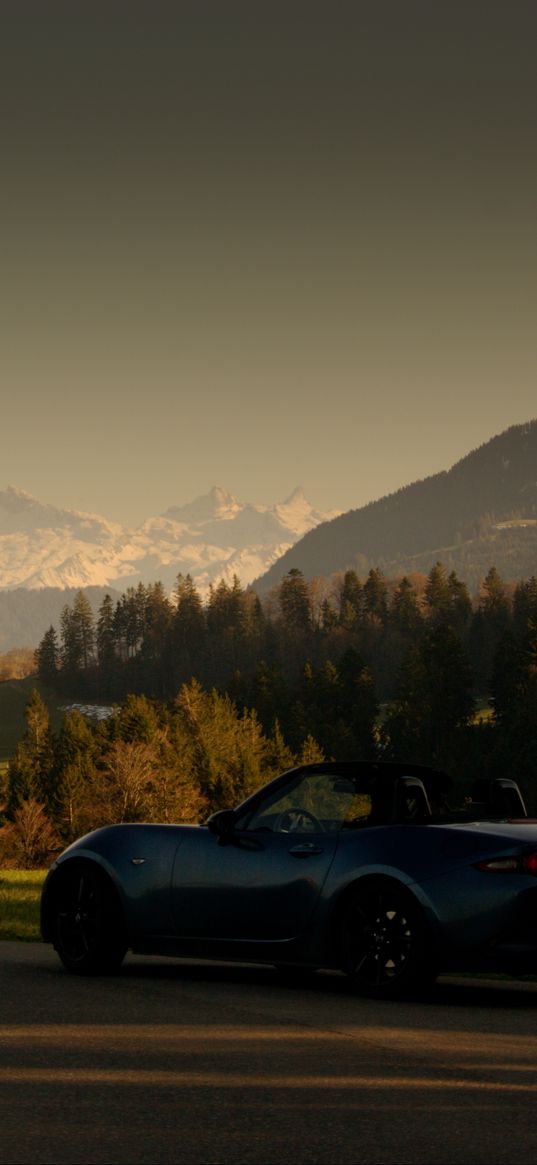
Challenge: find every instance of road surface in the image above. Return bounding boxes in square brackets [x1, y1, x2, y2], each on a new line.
[1, 941, 537, 1164]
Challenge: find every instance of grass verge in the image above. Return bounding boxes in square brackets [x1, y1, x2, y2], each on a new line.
[0, 869, 46, 941]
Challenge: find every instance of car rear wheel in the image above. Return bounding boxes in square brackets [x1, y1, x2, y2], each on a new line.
[52, 864, 127, 975]
[339, 878, 437, 997]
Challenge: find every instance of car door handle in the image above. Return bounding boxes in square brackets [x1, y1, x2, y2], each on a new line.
[288, 843, 324, 856]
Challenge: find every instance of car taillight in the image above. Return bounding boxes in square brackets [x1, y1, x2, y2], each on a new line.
[476, 852, 537, 875]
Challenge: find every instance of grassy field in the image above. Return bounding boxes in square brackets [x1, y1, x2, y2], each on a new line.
[0, 869, 46, 941]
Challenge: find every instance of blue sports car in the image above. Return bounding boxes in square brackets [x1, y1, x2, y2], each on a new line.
[40, 761, 537, 996]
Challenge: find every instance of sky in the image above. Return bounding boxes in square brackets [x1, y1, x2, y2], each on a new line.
[1, 1, 536, 528]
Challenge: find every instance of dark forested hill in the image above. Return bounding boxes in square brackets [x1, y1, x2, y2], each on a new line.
[256, 421, 537, 592]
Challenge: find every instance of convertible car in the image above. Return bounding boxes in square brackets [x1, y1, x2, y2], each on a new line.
[40, 761, 537, 996]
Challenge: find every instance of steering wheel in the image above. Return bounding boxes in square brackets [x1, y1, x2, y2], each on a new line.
[273, 807, 324, 833]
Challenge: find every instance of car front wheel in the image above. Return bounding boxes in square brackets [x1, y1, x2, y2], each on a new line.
[52, 863, 127, 975]
[339, 878, 436, 997]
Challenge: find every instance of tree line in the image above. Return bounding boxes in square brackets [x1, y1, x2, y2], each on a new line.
[0, 684, 323, 866]
[35, 563, 537, 779]
[2, 560, 537, 864]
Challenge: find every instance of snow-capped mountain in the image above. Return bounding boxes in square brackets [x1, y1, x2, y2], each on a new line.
[0, 485, 340, 595]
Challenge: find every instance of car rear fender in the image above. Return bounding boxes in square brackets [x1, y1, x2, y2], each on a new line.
[326, 871, 442, 959]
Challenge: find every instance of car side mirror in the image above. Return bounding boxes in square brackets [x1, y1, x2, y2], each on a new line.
[206, 809, 236, 838]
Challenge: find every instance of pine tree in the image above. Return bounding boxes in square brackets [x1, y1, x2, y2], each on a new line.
[115, 694, 161, 744]
[513, 577, 537, 639]
[470, 567, 511, 692]
[424, 562, 452, 624]
[114, 586, 146, 661]
[337, 648, 379, 759]
[7, 690, 55, 815]
[363, 568, 388, 624]
[278, 569, 312, 634]
[52, 709, 100, 839]
[390, 577, 422, 635]
[173, 574, 206, 686]
[338, 570, 363, 628]
[73, 590, 95, 670]
[59, 591, 95, 685]
[138, 582, 174, 697]
[97, 594, 117, 669]
[447, 571, 472, 632]
[480, 567, 510, 623]
[35, 625, 60, 687]
[174, 679, 269, 811]
[385, 626, 475, 767]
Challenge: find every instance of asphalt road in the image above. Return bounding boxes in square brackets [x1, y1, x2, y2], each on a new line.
[1, 942, 537, 1165]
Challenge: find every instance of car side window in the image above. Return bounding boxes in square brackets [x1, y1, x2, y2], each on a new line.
[240, 771, 373, 833]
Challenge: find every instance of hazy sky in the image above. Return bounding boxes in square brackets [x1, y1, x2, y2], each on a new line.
[2, 1, 536, 526]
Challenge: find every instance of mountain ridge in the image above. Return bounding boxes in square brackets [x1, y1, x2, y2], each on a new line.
[0, 484, 340, 594]
[2, 420, 537, 651]
[255, 420, 537, 592]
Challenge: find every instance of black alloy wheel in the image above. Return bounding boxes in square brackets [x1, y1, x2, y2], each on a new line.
[339, 878, 436, 997]
[53, 864, 127, 975]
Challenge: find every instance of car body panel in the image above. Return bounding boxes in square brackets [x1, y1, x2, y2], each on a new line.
[171, 826, 339, 941]
[40, 761, 537, 983]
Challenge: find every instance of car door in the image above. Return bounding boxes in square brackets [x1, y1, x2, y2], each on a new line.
[171, 827, 337, 941]
[170, 767, 358, 942]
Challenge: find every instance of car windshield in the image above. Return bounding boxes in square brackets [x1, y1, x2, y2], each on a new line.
[239, 770, 373, 833]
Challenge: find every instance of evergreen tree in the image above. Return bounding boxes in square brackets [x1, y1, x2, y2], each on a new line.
[424, 562, 452, 624]
[297, 735, 325, 764]
[175, 679, 269, 810]
[337, 648, 379, 759]
[59, 591, 95, 687]
[35, 625, 60, 688]
[319, 596, 338, 630]
[96, 594, 117, 670]
[138, 582, 174, 696]
[206, 576, 249, 682]
[52, 709, 100, 839]
[56, 707, 98, 770]
[278, 569, 312, 634]
[385, 625, 475, 767]
[173, 573, 206, 685]
[115, 694, 162, 744]
[114, 586, 146, 661]
[338, 570, 363, 628]
[480, 567, 510, 624]
[447, 571, 472, 632]
[513, 577, 537, 638]
[7, 690, 55, 815]
[470, 567, 511, 692]
[73, 590, 95, 670]
[266, 720, 295, 773]
[390, 577, 422, 635]
[251, 660, 290, 737]
[363, 568, 388, 624]
[490, 630, 521, 729]
[59, 603, 78, 676]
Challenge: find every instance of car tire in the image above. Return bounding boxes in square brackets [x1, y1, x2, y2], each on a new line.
[52, 863, 127, 975]
[339, 877, 437, 998]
